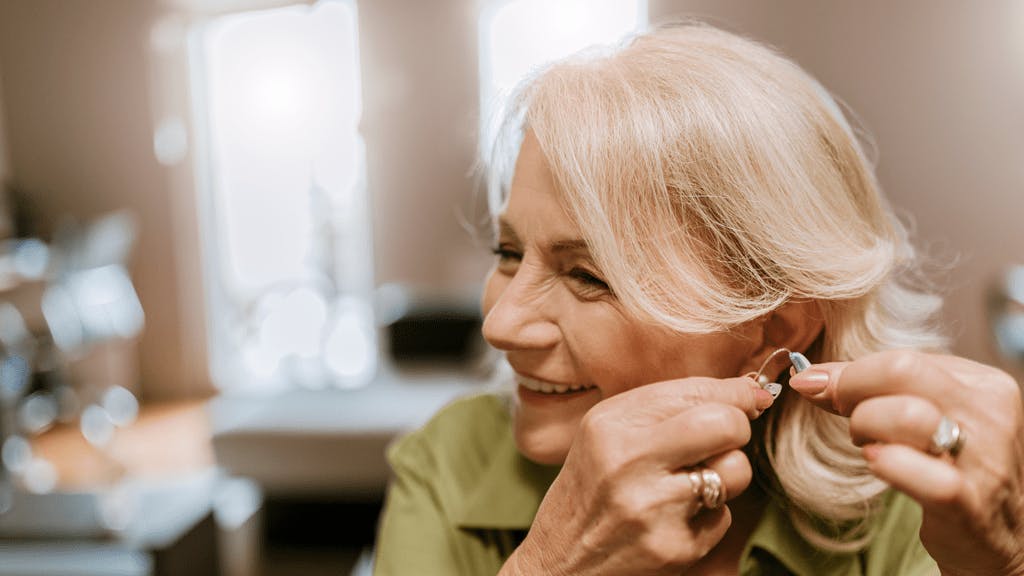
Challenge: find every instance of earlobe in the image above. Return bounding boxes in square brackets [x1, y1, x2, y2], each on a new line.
[740, 300, 825, 380]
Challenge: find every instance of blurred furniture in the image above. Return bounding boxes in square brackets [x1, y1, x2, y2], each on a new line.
[0, 402, 261, 576]
[210, 370, 480, 497]
[1, 212, 145, 517]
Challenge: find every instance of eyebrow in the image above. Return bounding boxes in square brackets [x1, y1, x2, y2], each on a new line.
[498, 218, 590, 254]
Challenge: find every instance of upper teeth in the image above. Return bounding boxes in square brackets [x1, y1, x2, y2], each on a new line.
[516, 374, 594, 394]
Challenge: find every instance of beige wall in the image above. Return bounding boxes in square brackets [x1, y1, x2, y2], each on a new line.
[0, 0, 1021, 400]
[360, 0, 492, 296]
[0, 67, 8, 185]
[0, 64, 10, 239]
[0, 0, 210, 400]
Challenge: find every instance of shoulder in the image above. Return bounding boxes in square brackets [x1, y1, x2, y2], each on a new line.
[865, 490, 937, 575]
[873, 489, 923, 533]
[387, 392, 511, 481]
[376, 394, 518, 575]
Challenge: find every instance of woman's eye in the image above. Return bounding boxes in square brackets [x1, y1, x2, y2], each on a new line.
[491, 246, 522, 272]
[567, 268, 611, 295]
[491, 246, 522, 262]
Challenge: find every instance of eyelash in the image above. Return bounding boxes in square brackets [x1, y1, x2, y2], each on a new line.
[491, 246, 522, 262]
[490, 245, 611, 296]
[568, 268, 610, 291]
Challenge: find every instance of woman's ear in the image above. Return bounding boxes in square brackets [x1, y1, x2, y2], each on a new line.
[740, 300, 824, 379]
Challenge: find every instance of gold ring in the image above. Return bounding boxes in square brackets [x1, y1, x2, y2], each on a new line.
[699, 468, 726, 510]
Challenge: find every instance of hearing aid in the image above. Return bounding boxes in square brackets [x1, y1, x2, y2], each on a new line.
[745, 348, 811, 399]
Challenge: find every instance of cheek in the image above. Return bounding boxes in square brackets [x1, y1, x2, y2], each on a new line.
[566, 322, 652, 394]
[572, 326, 751, 394]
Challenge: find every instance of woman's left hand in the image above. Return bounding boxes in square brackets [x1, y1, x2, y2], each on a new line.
[789, 350, 1024, 576]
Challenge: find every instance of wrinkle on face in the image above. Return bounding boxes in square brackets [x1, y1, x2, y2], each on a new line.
[482, 131, 761, 465]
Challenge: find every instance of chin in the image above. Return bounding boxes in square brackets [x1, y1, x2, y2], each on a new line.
[515, 439, 569, 466]
[511, 409, 579, 466]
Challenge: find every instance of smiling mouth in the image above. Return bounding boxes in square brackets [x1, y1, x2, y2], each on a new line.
[515, 373, 597, 395]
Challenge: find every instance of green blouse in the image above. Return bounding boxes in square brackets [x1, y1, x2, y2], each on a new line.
[374, 394, 938, 575]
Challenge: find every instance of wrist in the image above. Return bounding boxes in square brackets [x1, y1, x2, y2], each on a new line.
[499, 546, 551, 576]
[499, 532, 569, 576]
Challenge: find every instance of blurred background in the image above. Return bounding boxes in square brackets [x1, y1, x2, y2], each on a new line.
[0, 0, 1022, 574]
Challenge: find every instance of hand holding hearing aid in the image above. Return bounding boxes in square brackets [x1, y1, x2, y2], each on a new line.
[506, 375, 773, 576]
[789, 350, 1024, 576]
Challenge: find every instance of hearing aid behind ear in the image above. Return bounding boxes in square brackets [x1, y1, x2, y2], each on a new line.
[745, 348, 811, 399]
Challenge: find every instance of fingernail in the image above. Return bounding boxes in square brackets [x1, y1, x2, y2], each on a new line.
[754, 387, 775, 411]
[789, 369, 829, 395]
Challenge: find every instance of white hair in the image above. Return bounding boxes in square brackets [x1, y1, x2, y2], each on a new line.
[482, 22, 947, 550]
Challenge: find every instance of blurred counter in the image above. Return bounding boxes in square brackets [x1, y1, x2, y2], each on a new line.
[208, 369, 483, 497]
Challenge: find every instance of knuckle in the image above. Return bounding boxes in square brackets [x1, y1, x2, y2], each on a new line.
[679, 378, 756, 413]
[726, 416, 752, 446]
[696, 405, 750, 446]
[930, 475, 964, 507]
[639, 534, 688, 569]
[730, 450, 754, 485]
[987, 464, 1012, 491]
[579, 409, 610, 440]
[989, 370, 1021, 402]
[894, 398, 933, 428]
[577, 412, 631, 472]
[608, 489, 650, 525]
[679, 379, 715, 405]
[879, 349, 926, 383]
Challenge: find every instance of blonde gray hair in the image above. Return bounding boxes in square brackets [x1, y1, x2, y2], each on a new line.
[483, 22, 946, 549]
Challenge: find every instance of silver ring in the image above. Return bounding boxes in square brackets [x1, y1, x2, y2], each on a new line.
[928, 416, 966, 457]
[699, 468, 726, 510]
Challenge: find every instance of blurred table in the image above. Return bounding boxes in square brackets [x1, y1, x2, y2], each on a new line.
[0, 402, 261, 576]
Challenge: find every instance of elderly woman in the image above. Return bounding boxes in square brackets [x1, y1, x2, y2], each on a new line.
[374, 23, 1024, 576]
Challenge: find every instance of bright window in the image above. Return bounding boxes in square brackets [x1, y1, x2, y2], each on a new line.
[191, 0, 375, 392]
[478, 0, 648, 144]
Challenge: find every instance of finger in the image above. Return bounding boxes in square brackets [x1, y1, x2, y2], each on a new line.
[863, 443, 967, 512]
[651, 404, 751, 468]
[687, 505, 732, 561]
[787, 360, 848, 414]
[790, 350, 963, 416]
[659, 449, 750, 515]
[703, 449, 753, 501]
[665, 450, 752, 517]
[849, 395, 944, 450]
[615, 376, 774, 423]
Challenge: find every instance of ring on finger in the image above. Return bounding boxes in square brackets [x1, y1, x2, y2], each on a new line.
[687, 470, 705, 513]
[928, 415, 966, 458]
[699, 468, 726, 510]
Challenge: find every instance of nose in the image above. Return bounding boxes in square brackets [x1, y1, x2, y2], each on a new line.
[481, 271, 561, 352]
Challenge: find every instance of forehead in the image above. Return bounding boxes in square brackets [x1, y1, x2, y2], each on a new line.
[509, 131, 553, 194]
[500, 131, 583, 243]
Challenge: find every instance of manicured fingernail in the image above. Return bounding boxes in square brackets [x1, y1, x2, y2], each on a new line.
[789, 369, 829, 395]
[754, 387, 775, 411]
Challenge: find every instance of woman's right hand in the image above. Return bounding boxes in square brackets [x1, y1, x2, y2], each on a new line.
[500, 376, 775, 576]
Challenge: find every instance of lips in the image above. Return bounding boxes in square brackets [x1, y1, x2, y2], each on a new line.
[514, 372, 597, 395]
